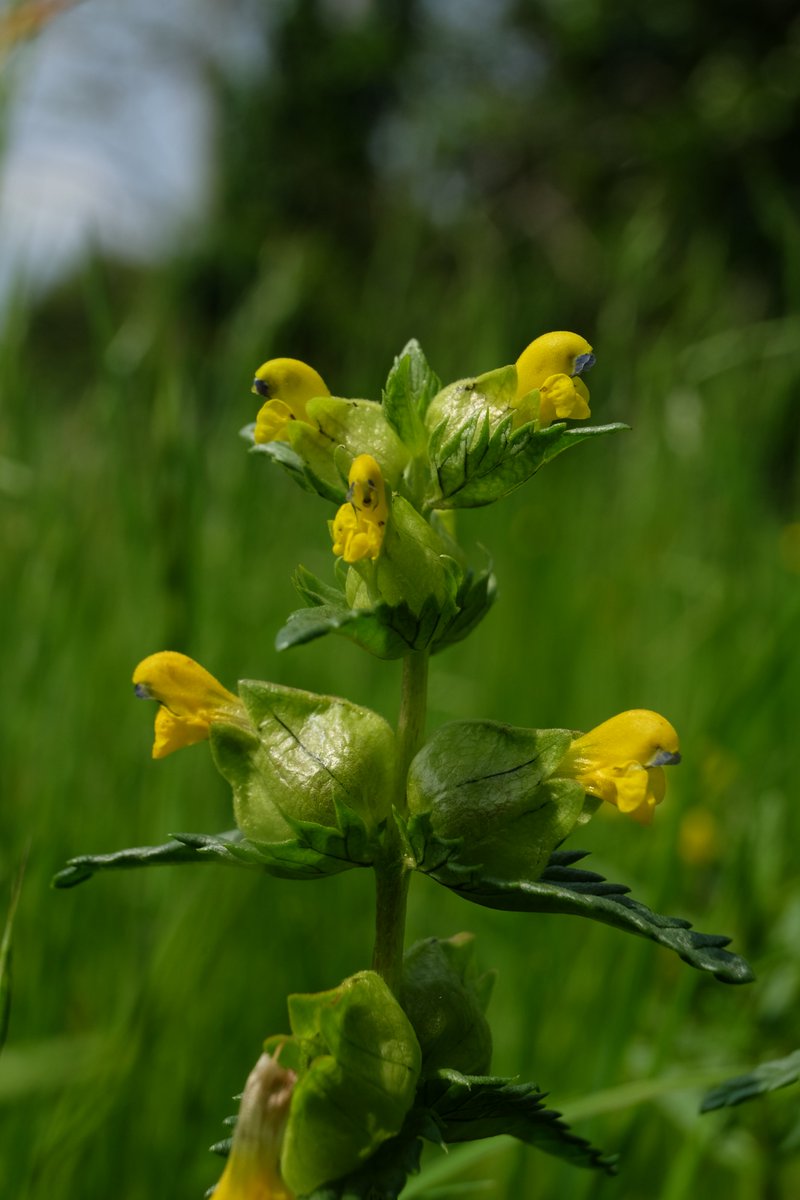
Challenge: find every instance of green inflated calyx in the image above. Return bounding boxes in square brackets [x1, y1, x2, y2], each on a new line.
[424, 365, 517, 444]
[210, 681, 395, 859]
[305, 394, 410, 485]
[279, 971, 422, 1197]
[407, 720, 587, 884]
[401, 933, 495, 1077]
[344, 494, 461, 620]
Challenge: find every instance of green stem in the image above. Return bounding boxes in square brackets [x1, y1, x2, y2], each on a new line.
[394, 650, 429, 817]
[371, 651, 429, 995]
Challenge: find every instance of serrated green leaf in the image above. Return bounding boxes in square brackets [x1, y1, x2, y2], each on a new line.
[433, 566, 496, 651]
[52, 825, 374, 888]
[415, 846, 753, 985]
[51, 831, 257, 888]
[434, 411, 485, 501]
[276, 603, 411, 659]
[464, 411, 492, 478]
[402, 339, 442, 416]
[428, 421, 629, 510]
[420, 1070, 617, 1175]
[293, 565, 350, 608]
[700, 1050, 800, 1112]
[382, 339, 441, 452]
[212, 811, 377, 879]
[275, 597, 460, 660]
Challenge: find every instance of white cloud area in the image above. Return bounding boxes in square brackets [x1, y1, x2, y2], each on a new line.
[0, 0, 267, 316]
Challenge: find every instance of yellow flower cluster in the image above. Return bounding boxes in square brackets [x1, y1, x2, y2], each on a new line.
[557, 709, 681, 824]
[330, 454, 388, 563]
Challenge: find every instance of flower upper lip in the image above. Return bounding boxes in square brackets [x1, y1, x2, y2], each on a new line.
[572, 352, 596, 376]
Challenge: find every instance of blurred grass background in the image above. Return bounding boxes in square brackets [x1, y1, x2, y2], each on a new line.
[1, 1, 799, 1196]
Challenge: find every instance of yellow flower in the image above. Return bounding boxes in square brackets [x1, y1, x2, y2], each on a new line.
[251, 358, 330, 444]
[330, 454, 388, 563]
[514, 331, 594, 428]
[213, 1050, 296, 1200]
[556, 709, 680, 824]
[132, 651, 245, 759]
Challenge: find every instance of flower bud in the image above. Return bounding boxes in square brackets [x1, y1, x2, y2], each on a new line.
[212, 1049, 296, 1200]
[400, 933, 494, 1076]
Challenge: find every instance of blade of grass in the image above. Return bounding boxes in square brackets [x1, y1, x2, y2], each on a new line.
[0, 850, 28, 1055]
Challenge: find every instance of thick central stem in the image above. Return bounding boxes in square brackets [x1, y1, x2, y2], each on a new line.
[371, 651, 429, 995]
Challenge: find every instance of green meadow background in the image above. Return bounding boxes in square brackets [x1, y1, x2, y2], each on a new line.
[2, 3, 799, 1197]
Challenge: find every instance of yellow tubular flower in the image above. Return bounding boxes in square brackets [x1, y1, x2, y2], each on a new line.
[330, 454, 388, 563]
[252, 358, 330, 445]
[514, 331, 594, 428]
[132, 651, 245, 759]
[213, 1050, 296, 1200]
[556, 709, 681, 825]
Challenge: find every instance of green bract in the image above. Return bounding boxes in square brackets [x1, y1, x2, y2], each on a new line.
[382, 339, 441, 456]
[400, 933, 494, 1077]
[426, 407, 627, 509]
[277, 558, 496, 660]
[209, 681, 395, 875]
[413, 346, 627, 510]
[274, 971, 422, 1196]
[406, 720, 588, 883]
